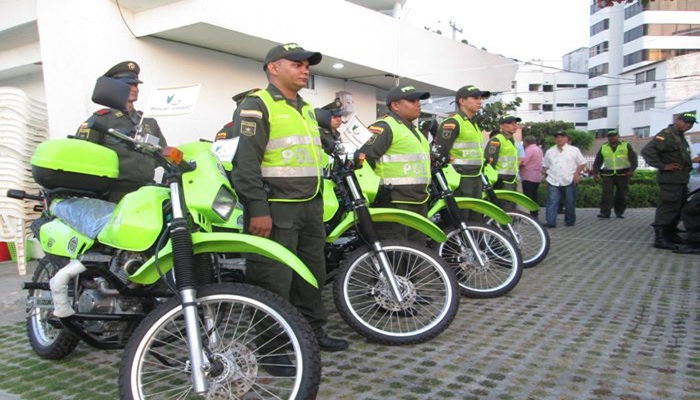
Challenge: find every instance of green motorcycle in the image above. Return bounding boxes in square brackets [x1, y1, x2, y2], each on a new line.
[427, 147, 523, 298]
[322, 141, 460, 345]
[8, 77, 321, 399]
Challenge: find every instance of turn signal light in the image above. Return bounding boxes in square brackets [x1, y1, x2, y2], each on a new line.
[163, 146, 184, 165]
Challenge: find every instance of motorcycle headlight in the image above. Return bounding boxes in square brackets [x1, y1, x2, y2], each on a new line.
[212, 186, 236, 221]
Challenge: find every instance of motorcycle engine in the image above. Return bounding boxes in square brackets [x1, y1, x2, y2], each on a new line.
[77, 278, 143, 334]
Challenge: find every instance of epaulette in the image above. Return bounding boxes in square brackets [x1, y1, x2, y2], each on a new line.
[95, 108, 111, 116]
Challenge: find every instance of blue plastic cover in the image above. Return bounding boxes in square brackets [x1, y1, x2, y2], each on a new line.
[53, 198, 116, 239]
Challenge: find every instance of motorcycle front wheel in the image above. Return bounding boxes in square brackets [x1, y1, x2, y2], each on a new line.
[438, 223, 523, 298]
[487, 211, 550, 268]
[26, 257, 80, 360]
[333, 240, 459, 345]
[119, 283, 321, 400]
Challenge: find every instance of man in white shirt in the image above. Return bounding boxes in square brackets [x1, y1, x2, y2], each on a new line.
[543, 132, 586, 227]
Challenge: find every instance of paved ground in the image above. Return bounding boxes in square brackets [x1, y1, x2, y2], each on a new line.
[0, 208, 698, 399]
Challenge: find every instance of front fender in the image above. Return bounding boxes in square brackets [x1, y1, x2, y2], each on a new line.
[327, 208, 447, 243]
[129, 232, 318, 288]
[428, 198, 513, 225]
[493, 190, 540, 211]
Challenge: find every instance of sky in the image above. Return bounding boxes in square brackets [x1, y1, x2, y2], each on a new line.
[402, 0, 591, 63]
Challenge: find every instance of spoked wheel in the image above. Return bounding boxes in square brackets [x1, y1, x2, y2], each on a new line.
[26, 257, 80, 359]
[119, 283, 321, 400]
[437, 223, 523, 298]
[333, 240, 459, 345]
[488, 211, 550, 268]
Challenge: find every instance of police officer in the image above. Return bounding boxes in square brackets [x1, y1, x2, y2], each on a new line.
[358, 84, 431, 244]
[213, 88, 260, 141]
[641, 112, 699, 250]
[433, 85, 491, 221]
[76, 61, 167, 202]
[319, 97, 344, 156]
[484, 114, 521, 211]
[591, 130, 638, 219]
[230, 43, 348, 364]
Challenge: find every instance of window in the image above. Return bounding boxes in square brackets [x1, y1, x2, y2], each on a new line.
[589, 107, 607, 120]
[624, 49, 700, 67]
[556, 84, 574, 88]
[589, 41, 609, 57]
[589, 63, 609, 78]
[590, 19, 609, 36]
[575, 103, 588, 108]
[543, 104, 553, 111]
[625, 24, 700, 43]
[575, 84, 588, 88]
[624, 25, 645, 43]
[635, 69, 656, 84]
[529, 84, 541, 92]
[633, 126, 650, 138]
[556, 103, 575, 108]
[575, 122, 588, 127]
[530, 103, 542, 111]
[511, 80, 516, 89]
[543, 85, 553, 92]
[304, 74, 315, 90]
[589, 85, 608, 99]
[634, 97, 655, 112]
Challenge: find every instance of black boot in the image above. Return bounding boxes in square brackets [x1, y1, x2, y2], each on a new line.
[654, 228, 679, 250]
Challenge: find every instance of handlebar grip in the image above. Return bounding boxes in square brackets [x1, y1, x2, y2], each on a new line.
[6, 189, 43, 202]
[86, 116, 111, 135]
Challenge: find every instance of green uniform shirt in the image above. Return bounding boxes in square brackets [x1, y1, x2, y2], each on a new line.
[641, 124, 692, 184]
[76, 108, 167, 191]
[485, 133, 518, 183]
[433, 111, 484, 176]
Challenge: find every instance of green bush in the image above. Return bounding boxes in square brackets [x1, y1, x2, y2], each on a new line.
[535, 170, 659, 208]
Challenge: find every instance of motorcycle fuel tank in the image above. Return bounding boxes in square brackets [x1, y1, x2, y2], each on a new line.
[97, 186, 170, 251]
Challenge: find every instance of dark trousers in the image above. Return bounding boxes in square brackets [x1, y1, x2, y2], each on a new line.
[682, 190, 700, 244]
[599, 174, 630, 216]
[521, 180, 540, 217]
[493, 180, 517, 211]
[653, 183, 687, 231]
[455, 176, 483, 222]
[374, 196, 428, 245]
[244, 198, 328, 338]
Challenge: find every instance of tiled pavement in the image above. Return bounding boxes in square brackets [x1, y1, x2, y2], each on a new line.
[0, 208, 698, 399]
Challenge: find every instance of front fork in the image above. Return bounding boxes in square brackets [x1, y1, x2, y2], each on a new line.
[169, 182, 209, 394]
[345, 175, 404, 303]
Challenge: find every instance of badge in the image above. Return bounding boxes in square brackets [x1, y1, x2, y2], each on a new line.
[366, 134, 378, 145]
[241, 120, 257, 136]
[240, 109, 263, 119]
[369, 125, 384, 135]
[441, 130, 453, 139]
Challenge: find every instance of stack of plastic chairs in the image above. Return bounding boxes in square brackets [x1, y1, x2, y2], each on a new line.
[0, 87, 48, 275]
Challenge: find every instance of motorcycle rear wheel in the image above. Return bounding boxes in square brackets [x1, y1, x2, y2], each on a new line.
[487, 211, 550, 268]
[119, 283, 321, 400]
[333, 240, 459, 345]
[26, 257, 80, 360]
[438, 223, 523, 298]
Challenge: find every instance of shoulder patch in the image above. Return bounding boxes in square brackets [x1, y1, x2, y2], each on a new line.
[95, 108, 111, 116]
[368, 125, 384, 134]
[655, 136, 665, 141]
[240, 120, 257, 136]
[215, 132, 227, 140]
[240, 109, 263, 119]
[114, 111, 124, 118]
[442, 123, 456, 130]
[489, 140, 500, 146]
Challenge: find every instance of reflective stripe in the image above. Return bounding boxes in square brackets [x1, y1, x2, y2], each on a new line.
[261, 166, 321, 178]
[380, 153, 429, 163]
[381, 177, 430, 185]
[452, 159, 483, 166]
[453, 142, 480, 149]
[266, 135, 321, 150]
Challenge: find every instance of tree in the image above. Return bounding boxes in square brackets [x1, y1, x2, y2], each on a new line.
[521, 121, 595, 151]
[472, 97, 522, 134]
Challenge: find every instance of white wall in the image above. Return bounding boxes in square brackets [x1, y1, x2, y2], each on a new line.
[34, 0, 378, 145]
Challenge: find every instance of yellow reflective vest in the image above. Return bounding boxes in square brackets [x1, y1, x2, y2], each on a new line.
[450, 114, 484, 177]
[600, 142, 631, 175]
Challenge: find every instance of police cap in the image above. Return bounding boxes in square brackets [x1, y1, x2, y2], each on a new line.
[679, 111, 697, 124]
[607, 130, 619, 136]
[456, 85, 491, 101]
[103, 61, 142, 84]
[499, 114, 522, 124]
[322, 98, 343, 116]
[386, 85, 430, 105]
[263, 42, 322, 71]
